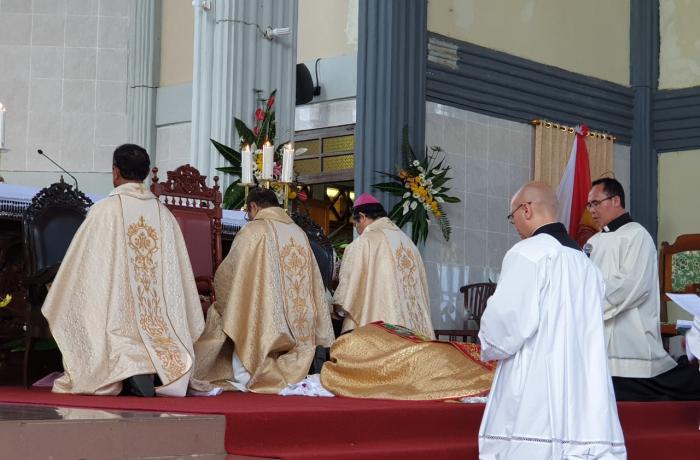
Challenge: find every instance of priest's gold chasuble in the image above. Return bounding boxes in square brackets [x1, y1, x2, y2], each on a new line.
[194, 207, 334, 393]
[321, 322, 494, 400]
[333, 217, 435, 338]
[42, 183, 205, 396]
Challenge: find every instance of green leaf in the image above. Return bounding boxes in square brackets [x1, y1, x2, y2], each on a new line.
[234, 118, 256, 147]
[222, 182, 246, 210]
[372, 182, 407, 195]
[442, 196, 461, 203]
[211, 139, 241, 166]
[215, 166, 242, 175]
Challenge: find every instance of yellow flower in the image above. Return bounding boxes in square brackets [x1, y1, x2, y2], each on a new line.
[255, 153, 263, 171]
[288, 190, 297, 199]
[0, 294, 12, 308]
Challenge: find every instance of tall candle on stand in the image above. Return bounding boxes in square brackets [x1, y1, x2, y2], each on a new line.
[262, 141, 274, 179]
[0, 103, 5, 149]
[281, 143, 295, 183]
[241, 145, 253, 184]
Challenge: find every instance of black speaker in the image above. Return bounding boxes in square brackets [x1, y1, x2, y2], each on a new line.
[296, 63, 314, 105]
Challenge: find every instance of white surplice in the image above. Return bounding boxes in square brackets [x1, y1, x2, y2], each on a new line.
[588, 222, 676, 378]
[478, 233, 626, 460]
[687, 317, 700, 362]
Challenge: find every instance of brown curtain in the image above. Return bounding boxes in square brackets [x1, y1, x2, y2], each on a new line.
[533, 120, 614, 189]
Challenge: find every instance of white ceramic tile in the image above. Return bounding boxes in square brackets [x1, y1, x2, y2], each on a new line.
[95, 112, 126, 145]
[31, 15, 65, 46]
[97, 16, 128, 49]
[99, 0, 128, 17]
[29, 78, 62, 112]
[487, 160, 509, 198]
[0, 13, 32, 45]
[488, 122, 511, 163]
[2, 0, 32, 13]
[487, 195, 509, 234]
[64, 47, 97, 79]
[463, 192, 488, 231]
[154, 125, 170, 170]
[62, 79, 95, 112]
[65, 15, 98, 47]
[442, 116, 467, 156]
[508, 164, 531, 198]
[96, 80, 126, 112]
[94, 144, 114, 172]
[444, 152, 466, 194]
[66, 0, 98, 15]
[487, 232, 510, 270]
[465, 120, 488, 158]
[0, 79, 29, 110]
[465, 228, 487, 267]
[425, 111, 444, 149]
[32, 0, 66, 14]
[465, 155, 487, 195]
[61, 112, 95, 171]
[0, 45, 30, 79]
[28, 110, 62, 144]
[30, 46, 63, 78]
[96, 48, 127, 81]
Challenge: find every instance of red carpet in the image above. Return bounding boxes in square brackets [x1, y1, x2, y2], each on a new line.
[0, 387, 697, 459]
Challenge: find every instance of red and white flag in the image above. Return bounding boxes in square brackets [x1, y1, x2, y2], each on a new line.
[556, 124, 592, 240]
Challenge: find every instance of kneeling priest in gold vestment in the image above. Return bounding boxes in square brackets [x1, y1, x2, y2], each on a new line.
[333, 193, 435, 338]
[43, 144, 205, 396]
[320, 321, 494, 400]
[194, 188, 334, 393]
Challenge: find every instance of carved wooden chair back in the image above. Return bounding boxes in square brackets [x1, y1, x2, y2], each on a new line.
[659, 233, 700, 322]
[434, 282, 497, 342]
[22, 179, 92, 387]
[150, 165, 222, 312]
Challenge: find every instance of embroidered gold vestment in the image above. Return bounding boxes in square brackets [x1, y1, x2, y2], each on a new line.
[320, 322, 494, 400]
[42, 183, 205, 396]
[194, 206, 334, 393]
[333, 217, 435, 338]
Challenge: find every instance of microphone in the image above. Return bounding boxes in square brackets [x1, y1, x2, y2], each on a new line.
[37, 149, 79, 191]
[583, 243, 593, 258]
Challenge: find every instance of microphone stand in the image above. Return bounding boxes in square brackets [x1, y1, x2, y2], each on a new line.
[37, 149, 79, 191]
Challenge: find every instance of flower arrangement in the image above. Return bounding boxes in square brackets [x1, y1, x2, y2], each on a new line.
[212, 90, 307, 209]
[373, 130, 460, 245]
[0, 294, 11, 308]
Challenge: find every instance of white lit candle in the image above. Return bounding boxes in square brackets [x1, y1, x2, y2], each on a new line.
[241, 145, 253, 184]
[281, 143, 295, 183]
[262, 141, 274, 180]
[0, 103, 5, 149]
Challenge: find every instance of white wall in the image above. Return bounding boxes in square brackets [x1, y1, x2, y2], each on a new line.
[0, 0, 130, 195]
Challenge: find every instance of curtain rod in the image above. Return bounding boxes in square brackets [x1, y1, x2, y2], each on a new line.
[531, 119, 616, 141]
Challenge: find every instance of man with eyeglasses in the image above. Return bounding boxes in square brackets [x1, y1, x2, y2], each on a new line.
[586, 178, 700, 400]
[193, 187, 334, 393]
[479, 181, 625, 459]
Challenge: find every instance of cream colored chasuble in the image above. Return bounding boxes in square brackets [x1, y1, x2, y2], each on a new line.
[333, 217, 434, 338]
[43, 183, 204, 396]
[194, 206, 334, 393]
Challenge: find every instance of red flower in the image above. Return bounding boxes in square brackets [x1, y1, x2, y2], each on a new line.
[298, 190, 308, 201]
[253, 126, 260, 136]
[255, 107, 265, 121]
[267, 95, 275, 110]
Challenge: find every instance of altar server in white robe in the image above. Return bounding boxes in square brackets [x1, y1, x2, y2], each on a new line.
[587, 178, 700, 400]
[478, 182, 625, 460]
[43, 144, 205, 397]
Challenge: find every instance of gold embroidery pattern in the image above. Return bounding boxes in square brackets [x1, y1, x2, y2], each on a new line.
[395, 242, 429, 335]
[279, 238, 313, 344]
[127, 216, 186, 379]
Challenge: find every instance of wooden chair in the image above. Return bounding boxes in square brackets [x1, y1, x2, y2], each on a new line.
[22, 179, 92, 387]
[659, 233, 700, 322]
[150, 165, 223, 315]
[434, 282, 497, 342]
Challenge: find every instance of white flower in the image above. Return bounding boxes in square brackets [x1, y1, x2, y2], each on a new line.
[418, 173, 425, 180]
[405, 183, 411, 189]
[423, 203, 430, 210]
[436, 196, 444, 203]
[425, 179, 432, 186]
[417, 166, 424, 173]
[410, 200, 418, 210]
[412, 160, 420, 166]
[402, 192, 410, 198]
[432, 169, 442, 175]
[402, 201, 410, 215]
[412, 192, 419, 199]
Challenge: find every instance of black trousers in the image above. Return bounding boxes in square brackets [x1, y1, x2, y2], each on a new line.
[612, 357, 700, 401]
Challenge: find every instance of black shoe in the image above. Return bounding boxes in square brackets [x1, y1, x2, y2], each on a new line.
[121, 374, 156, 397]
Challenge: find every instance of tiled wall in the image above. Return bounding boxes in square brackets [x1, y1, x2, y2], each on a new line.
[0, 0, 129, 193]
[423, 101, 631, 329]
[154, 122, 192, 175]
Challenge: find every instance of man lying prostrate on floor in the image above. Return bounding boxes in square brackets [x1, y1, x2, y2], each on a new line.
[586, 178, 700, 400]
[193, 187, 334, 393]
[319, 321, 494, 400]
[478, 182, 626, 460]
[332, 193, 434, 338]
[43, 144, 205, 397]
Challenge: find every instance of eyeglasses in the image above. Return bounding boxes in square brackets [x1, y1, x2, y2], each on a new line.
[507, 202, 531, 224]
[585, 196, 616, 209]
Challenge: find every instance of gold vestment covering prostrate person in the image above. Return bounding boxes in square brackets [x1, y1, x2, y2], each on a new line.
[320, 322, 495, 400]
[333, 216, 435, 338]
[43, 182, 205, 396]
[194, 206, 334, 393]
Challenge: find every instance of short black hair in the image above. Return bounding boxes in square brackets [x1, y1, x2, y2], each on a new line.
[591, 177, 625, 208]
[113, 144, 150, 181]
[246, 187, 281, 208]
[353, 203, 387, 220]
